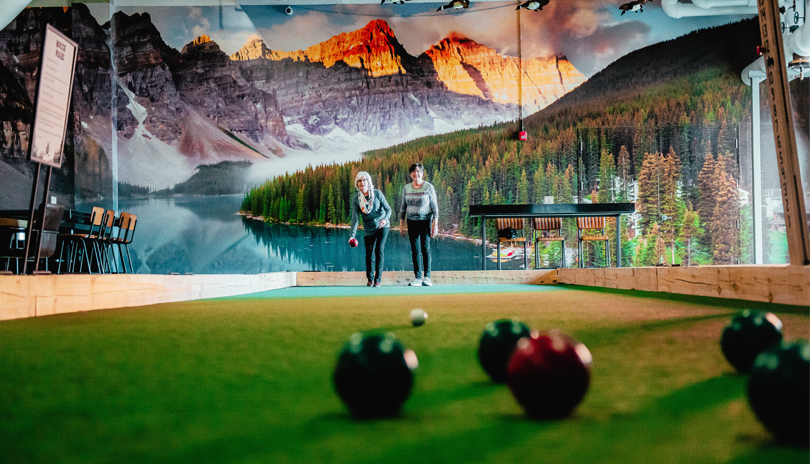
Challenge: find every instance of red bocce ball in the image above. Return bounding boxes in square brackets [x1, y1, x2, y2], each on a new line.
[507, 330, 593, 419]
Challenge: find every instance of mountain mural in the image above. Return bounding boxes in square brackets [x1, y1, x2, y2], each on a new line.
[0, 5, 585, 197]
[244, 18, 782, 268]
[423, 33, 584, 112]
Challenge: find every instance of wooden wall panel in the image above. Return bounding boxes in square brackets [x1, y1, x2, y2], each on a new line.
[295, 270, 558, 287]
[2, 265, 805, 322]
[559, 265, 809, 306]
[0, 272, 297, 321]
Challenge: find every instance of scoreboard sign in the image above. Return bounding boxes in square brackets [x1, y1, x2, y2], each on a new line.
[29, 24, 77, 169]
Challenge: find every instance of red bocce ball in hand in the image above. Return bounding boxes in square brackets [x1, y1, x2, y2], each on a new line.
[349, 238, 359, 248]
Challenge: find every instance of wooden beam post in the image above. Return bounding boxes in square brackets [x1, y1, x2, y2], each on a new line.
[757, 0, 810, 265]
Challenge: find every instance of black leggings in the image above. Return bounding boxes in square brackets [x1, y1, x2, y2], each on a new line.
[407, 219, 431, 279]
[364, 227, 389, 283]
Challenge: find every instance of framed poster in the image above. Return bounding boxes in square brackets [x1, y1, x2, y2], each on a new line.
[29, 24, 77, 168]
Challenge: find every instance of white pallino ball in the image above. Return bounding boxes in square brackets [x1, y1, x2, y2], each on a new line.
[410, 309, 428, 327]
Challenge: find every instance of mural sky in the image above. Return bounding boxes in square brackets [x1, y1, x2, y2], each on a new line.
[104, 2, 753, 78]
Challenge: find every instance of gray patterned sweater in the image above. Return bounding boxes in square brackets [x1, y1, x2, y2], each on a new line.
[399, 182, 438, 221]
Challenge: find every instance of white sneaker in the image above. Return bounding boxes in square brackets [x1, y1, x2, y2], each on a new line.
[422, 277, 433, 286]
[408, 278, 422, 286]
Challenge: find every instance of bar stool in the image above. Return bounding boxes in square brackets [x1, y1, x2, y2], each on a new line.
[533, 217, 566, 268]
[58, 206, 104, 273]
[495, 218, 528, 270]
[576, 216, 610, 268]
[111, 212, 137, 273]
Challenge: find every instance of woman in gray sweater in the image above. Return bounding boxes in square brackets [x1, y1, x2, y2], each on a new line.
[349, 171, 392, 287]
[398, 163, 439, 287]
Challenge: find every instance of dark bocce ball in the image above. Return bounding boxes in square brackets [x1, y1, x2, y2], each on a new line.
[478, 318, 532, 383]
[720, 310, 783, 373]
[334, 332, 418, 419]
[507, 330, 593, 419]
[747, 340, 810, 446]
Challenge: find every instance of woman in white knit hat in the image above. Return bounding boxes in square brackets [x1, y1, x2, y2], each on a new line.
[349, 171, 392, 287]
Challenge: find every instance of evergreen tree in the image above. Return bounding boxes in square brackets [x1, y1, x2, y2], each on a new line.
[597, 149, 615, 204]
[660, 147, 682, 257]
[697, 150, 716, 250]
[711, 170, 740, 264]
[562, 165, 575, 203]
[654, 230, 668, 265]
[678, 115, 693, 179]
[635, 223, 657, 266]
[620, 219, 636, 267]
[327, 184, 337, 224]
[532, 166, 546, 203]
[279, 197, 289, 222]
[739, 204, 753, 264]
[552, 171, 566, 203]
[678, 204, 702, 266]
[385, 177, 398, 219]
[636, 151, 664, 232]
[517, 170, 529, 204]
[336, 194, 346, 224]
[297, 184, 307, 223]
[318, 187, 326, 223]
[445, 186, 455, 231]
[461, 179, 475, 236]
[617, 145, 631, 202]
[545, 163, 558, 201]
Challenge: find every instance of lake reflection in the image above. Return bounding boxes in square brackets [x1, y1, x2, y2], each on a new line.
[99, 195, 523, 275]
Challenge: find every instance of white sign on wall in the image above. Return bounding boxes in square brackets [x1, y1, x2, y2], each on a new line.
[29, 24, 77, 169]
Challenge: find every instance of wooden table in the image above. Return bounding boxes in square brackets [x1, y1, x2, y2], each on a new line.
[0, 209, 90, 234]
[468, 203, 636, 270]
[0, 208, 92, 273]
[0, 217, 28, 228]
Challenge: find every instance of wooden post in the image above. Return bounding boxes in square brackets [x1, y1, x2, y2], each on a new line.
[757, 0, 810, 265]
[22, 164, 42, 275]
[481, 217, 487, 270]
[33, 165, 53, 273]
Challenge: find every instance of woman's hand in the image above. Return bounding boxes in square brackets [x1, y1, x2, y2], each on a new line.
[431, 222, 439, 238]
[399, 220, 406, 237]
[378, 219, 387, 229]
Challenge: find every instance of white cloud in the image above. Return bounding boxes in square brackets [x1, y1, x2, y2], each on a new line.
[188, 7, 203, 20]
[257, 10, 370, 52]
[191, 16, 212, 40]
[209, 30, 258, 56]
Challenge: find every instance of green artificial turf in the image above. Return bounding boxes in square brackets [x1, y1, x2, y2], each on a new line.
[0, 286, 807, 464]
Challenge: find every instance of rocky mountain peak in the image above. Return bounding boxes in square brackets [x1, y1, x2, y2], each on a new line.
[181, 35, 221, 55]
[252, 19, 409, 77]
[364, 18, 395, 37]
[113, 10, 179, 74]
[230, 34, 271, 61]
[113, 11, 153, 41]
[423, 34, 584, 112]
[428, 34, 496, 60]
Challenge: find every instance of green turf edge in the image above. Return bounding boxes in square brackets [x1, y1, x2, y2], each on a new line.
[556, 284, 810, 315]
